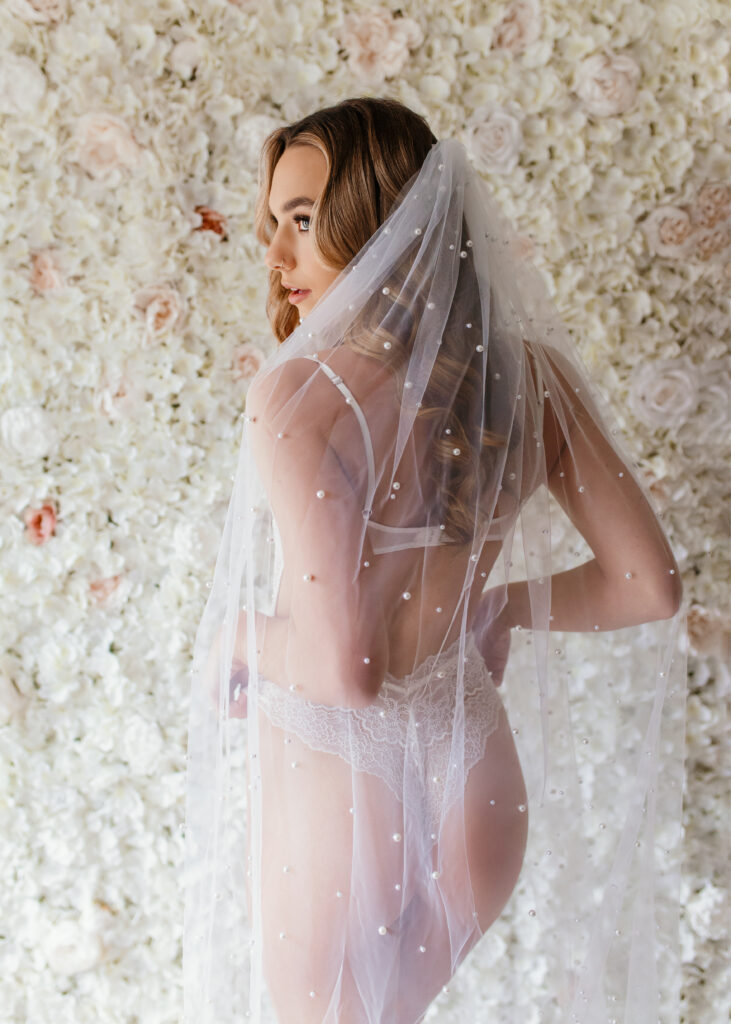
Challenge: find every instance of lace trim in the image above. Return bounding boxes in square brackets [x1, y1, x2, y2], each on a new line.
[254, 632, 502, 833]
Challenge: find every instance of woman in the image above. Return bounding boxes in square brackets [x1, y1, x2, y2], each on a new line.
[183, 98, 687, 1024]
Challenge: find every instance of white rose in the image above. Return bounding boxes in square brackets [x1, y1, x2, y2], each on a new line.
[169, 37, 205, 80]
[575, 51, 641, 117]
[0, 405, 57, 459]
[7, 0, 67, 23]
[628, 356, 699, 429]
[44, 919, 105, 975]
[465, 102, 523, 175]
[37, 633, 85, 702]
[641, 205, 695, 258]
[73, 113, 142, 179]
[340, 5, 424, 84]
[0, 54, 46, 117]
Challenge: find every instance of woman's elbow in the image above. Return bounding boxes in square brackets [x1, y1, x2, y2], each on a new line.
[650, 569, 684, 620]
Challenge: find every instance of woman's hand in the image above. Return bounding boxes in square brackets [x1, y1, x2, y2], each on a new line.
[203, 610, 250, 719]
[228, 658, 249, 719]
[471, 588, 512, 686]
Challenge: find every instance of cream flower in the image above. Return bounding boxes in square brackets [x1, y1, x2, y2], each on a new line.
[132, 284, 186, 341]
[628, 356, 699, 429]
[169, 37, 205, 80]
[0, 405, 57, 459]
[465, 102, 523, 175]
[574, 51, 641, 117]
[492, 0, 542, 55]
[73, 113, 142, 179]
[0, 54, 46, 117]
[641, 205, 695, 258]
[340, 5, 424, 84]
[7, 0, 67, 23]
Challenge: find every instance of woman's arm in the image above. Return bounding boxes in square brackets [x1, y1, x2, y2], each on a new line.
[508, 342, 683, 631]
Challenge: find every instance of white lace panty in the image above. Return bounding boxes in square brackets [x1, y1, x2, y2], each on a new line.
[254, 632, 503, 834]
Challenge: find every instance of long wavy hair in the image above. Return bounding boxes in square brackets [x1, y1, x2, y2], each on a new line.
[254, 97, 509, 543]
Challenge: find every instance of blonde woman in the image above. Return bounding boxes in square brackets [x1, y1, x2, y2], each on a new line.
[184, 97, 686, 1024]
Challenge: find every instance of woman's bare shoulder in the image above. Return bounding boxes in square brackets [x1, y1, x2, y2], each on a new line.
[246, 353, 344, 433]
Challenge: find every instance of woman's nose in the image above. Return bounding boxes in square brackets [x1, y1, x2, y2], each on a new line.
[264, 239, 289, 271]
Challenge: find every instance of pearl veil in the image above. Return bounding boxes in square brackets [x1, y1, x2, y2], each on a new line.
[182, 137, 687, 1023]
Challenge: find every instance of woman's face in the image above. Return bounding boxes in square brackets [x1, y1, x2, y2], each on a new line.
[264, 144, 342, 318]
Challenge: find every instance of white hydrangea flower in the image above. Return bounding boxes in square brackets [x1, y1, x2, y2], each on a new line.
[0, 54, 47, 117]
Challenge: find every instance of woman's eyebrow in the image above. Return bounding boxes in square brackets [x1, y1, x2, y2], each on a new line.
[269, 196, 315, 218]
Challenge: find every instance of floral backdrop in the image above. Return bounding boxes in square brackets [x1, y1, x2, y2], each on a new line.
[0, 0, 728, 1021]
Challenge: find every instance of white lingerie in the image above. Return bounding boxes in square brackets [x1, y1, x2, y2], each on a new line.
[255, 630, 502, 836]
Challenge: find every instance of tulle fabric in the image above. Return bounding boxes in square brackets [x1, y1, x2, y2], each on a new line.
[182, 138, 687, 1023]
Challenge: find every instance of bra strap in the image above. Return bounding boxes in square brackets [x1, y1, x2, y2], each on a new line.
[304, 355, 376, 516]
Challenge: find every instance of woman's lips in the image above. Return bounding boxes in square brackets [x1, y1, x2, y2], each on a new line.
[287, 289, 311, 305]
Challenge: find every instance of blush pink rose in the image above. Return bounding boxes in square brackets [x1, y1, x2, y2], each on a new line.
[340, 5, 423, 84]
[133, 284, 185, 340]
[492, 0, 541, 54]
[694, 182, 730, 229]
[30, 250, 64, 293]
[94, 372, 140, 419]
[193, 205, 229, 240]
[24, 502, 57, 545]
[575, 51, 641, 117]
[685, 605, 731, 660]
[73, 113, 141, 179]
[690, 222, 731, 262]
[232, 342, 266, 382]
[642, 205, 695, 258]
[90, 575, 122, 606]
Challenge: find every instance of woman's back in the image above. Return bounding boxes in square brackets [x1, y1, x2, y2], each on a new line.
[249, 341, 520, 686]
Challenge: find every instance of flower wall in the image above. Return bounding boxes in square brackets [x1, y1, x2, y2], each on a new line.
[0, 1, 728, 1022]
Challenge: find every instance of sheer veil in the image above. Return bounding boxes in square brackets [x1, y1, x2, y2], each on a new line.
[182, 135, 687, 1023]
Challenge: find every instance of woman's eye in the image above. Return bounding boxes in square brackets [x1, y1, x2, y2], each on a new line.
[294, 214, 310, 232]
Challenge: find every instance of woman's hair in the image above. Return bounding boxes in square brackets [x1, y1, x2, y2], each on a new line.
[254, 96, 507, 543]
